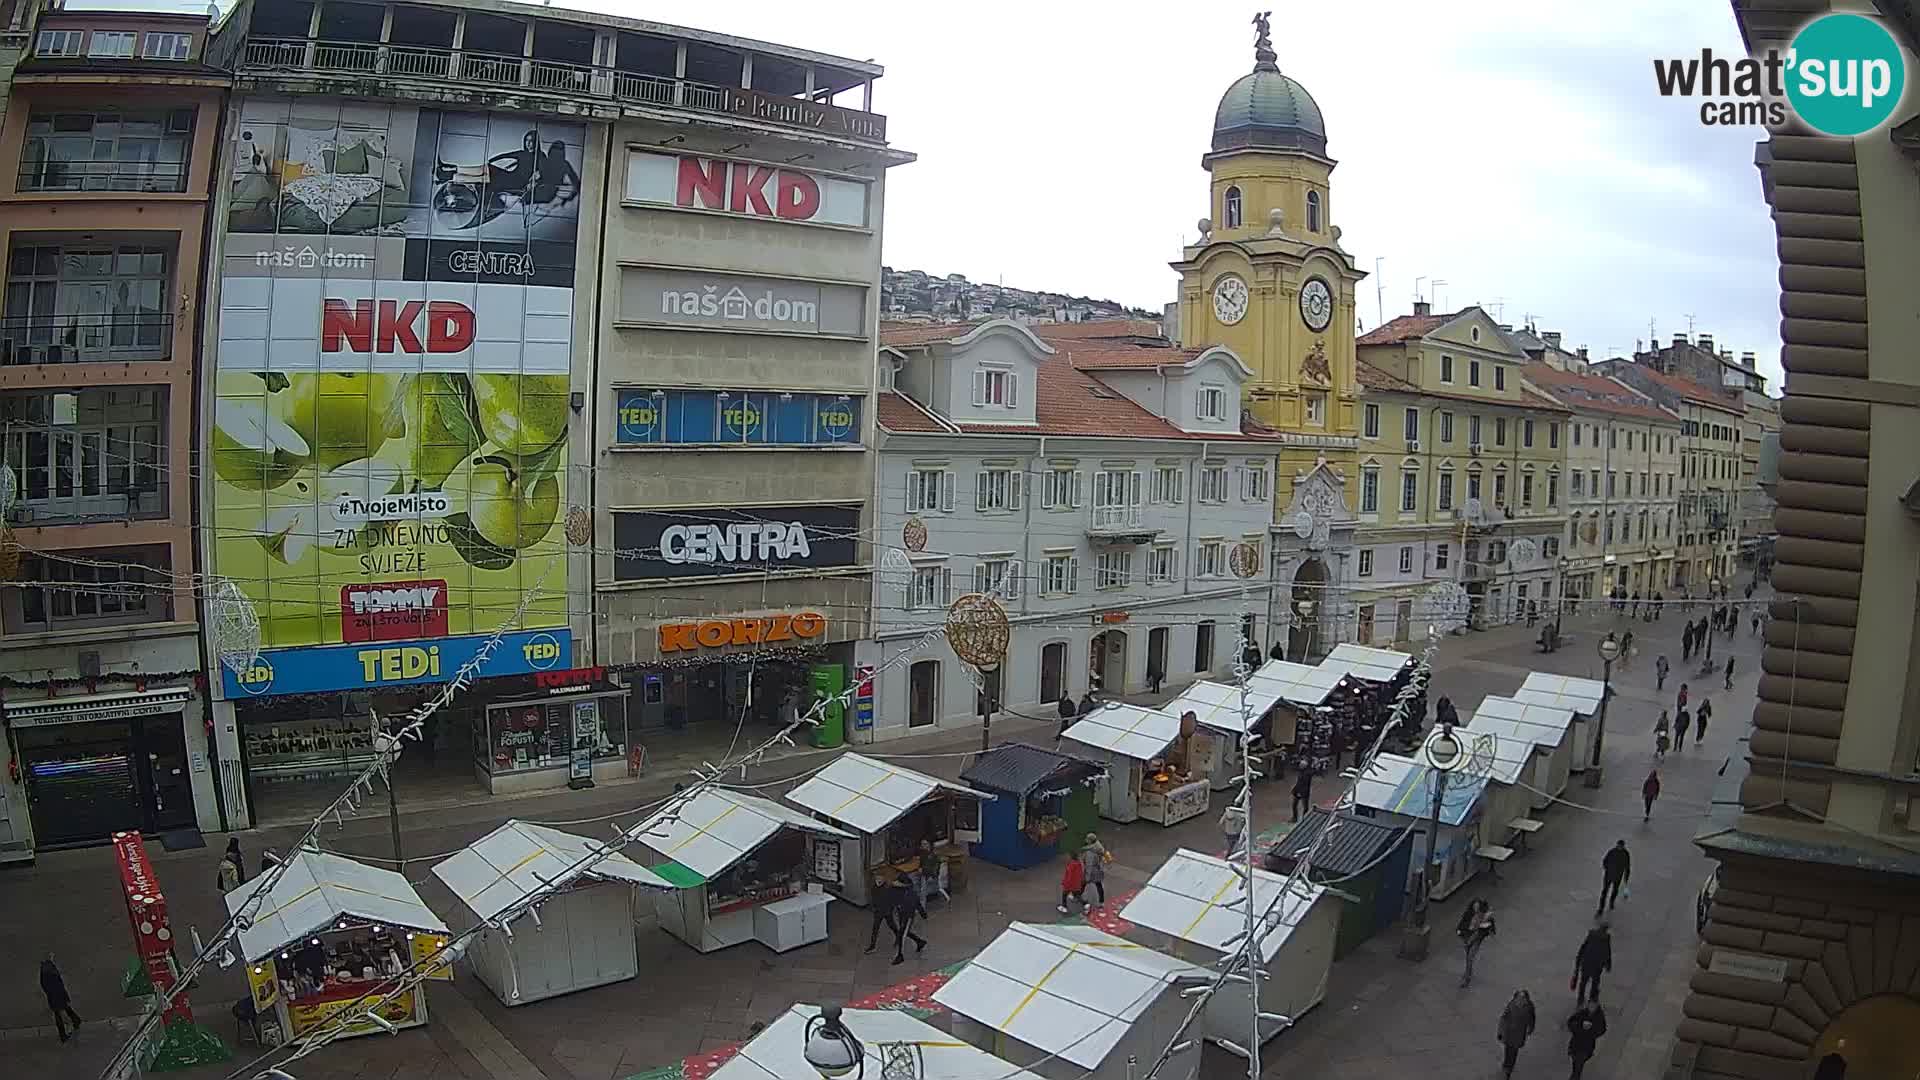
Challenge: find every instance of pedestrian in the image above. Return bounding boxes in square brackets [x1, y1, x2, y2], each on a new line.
[865, 873, 900, 954]
[1572, 921, 1613, 1005]
[1642, 769, 1662, 822]
[217, 847, 243, 893]
[1078, 693, 1098, 718]
[1681, 623, 1693, 663]
[1566, 1002, 1608, 1079]
[1078, 833, 1110, 906]
[1055, 695, 1077, 745]
[223, 837, 246, 886]
[887, 870, 927, 965]
[1620, 630, 1635, 669]
[1497, 989, 1537, 1079]
[1436, 695, 1461, 729]
[40, 954, 81, 1042]
[1727, 605, 1739, 640]
[1696, 699, 1712, 743]
[1269, 640, 1286, 662]
[1290, 768, 1314, 821]
[1724, 655, 1736, 690]
[1655, 654, 1669, 692]
[1654, 591, 1665, 621]
[1057, 855, 1087, 915]
[1677, 683, 1689, 713]
[1457, 898, 1496, 987]
[1674, 705, 1689, 752]
[1751, 611, 1763, 637]
[1653, 712, 1669, 761]
[1219, 799, 1247, 860]
[1745, 580, 1756, 600]
[1147, 663, 1165, 695]
[1597, 840, 1632, 915]
[1242, 639, 1263, 673]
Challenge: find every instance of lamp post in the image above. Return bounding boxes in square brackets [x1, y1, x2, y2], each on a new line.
[1584, 632, 1620, 789]
[1704, 576, 1724, 663]
[1400, 720, 1463, 961]
[1554, 555, 1570, 618]
[804, 1004, 865, 1080]
[1294, 598, 1317, 661]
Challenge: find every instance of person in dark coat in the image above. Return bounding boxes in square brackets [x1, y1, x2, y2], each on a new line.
[1290, 768, 1314, 821]
[1597, 840, 1631, 915]
[1696, 699, 1712, 743]
[1497, 989, 1537, 1079]
[863, 874, 900, 955]
[224, 837, 246, 885]
[1642, 769, 1662, 822]
[1435, 696, 1461, 730]
[40, 955, 81, 1042]
[1674, 705, 1690, 752]
[1566, 1002, 1607, 1079]
[1724, 655, 1736, 690]
[1573, 922, 1612, 1005]
[1457, 898, 1496, 987]
[1269, 641, 1286, 662]
[886, 871, 927, 965]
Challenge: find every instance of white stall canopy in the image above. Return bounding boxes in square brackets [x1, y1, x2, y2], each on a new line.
[633, 788, 851, 879]
[1351, 754, 1488, 827]
[226, 848, 447, 963]
[933, 922, 1201, 1071]
[1161, 680, 1284, 734]
[1249, 659, 1345, 707]
[1322, 643, 1415, 685]
[1062, 703, 1182, 760]
[785, 753, 992, 834]
[1472, 695, 1576, 749]
[712, 1004, 1046, 1080]
[1122, 848, 1326, 963]
[433, 820, 674, 922]
[1512, 673, 1606, 715]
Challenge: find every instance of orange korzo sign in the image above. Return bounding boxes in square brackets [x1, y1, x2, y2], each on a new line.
[659, 612, 828, 653]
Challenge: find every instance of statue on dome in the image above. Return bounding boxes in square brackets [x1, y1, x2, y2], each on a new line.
[1252, 11, 1279, 70]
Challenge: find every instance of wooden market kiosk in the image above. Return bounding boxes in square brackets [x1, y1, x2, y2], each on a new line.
[959, 742, 1105, 870]
[1469, 695, 1577, 808]
[1351, 753, 1491, 901]
[226, 848, 451, 1046]
[1512, 672, 1606, 772]
[782, 753, 991, 908]
[635, 788, 851, 954]
[431, 820, 673, 1006]
[1061, 703, 1210, 826]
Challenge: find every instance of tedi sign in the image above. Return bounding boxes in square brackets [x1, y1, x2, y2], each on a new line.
[624, 151, 870, 229]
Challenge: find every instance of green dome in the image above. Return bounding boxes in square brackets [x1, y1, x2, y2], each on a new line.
[1212, 66, 1327, 156]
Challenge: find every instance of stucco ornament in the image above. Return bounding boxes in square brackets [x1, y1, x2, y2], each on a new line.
[1509, 537, 1539, 568]
[1300, 339, 1332, 384]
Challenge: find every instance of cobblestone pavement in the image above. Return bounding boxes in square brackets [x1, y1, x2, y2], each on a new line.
[0, 582, 1770, 1080]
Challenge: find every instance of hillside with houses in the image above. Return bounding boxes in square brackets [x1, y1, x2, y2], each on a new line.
[881, 266, 1160, 326]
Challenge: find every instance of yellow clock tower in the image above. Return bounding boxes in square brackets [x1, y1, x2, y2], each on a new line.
[1173, 13, 1364, 490]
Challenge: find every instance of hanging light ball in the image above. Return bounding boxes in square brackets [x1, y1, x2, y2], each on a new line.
[945, 593, 1009, 669]
[208, 576, 263, 674]
[901, 516, 928, 553]
[564, 506, 591, 547]
[0, 526, 20, 582]
[1229, 541, 1262, 580]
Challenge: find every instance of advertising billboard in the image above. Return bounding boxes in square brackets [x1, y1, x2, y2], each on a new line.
[614, 389, 860, 446]
[610, 504, 861, 581]
[213, 99, 583, 698]
[616, 268, 867, 336]
[623, 151, 870, 228]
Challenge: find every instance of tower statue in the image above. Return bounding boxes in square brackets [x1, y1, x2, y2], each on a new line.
[1252, 11, 1278, 71]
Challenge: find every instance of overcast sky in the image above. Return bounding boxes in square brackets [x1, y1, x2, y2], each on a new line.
[94, 0, 1783, 385]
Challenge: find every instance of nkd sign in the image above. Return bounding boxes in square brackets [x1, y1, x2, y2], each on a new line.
[619, 267, 867, 337]
[624, 151, 870, 229]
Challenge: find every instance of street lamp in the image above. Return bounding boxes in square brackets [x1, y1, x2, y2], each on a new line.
[1294, 598, 1317, 660]
[804, 1005, 865, 1080]
[1584, 632, 1620, 789]
[1400, 721, 1463, 961]
[1554, 554, 1571, 618]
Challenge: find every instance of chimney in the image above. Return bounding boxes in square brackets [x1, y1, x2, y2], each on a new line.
[1672, 333, 1687, 347]
[1697, 333, 1714, 353]
[1543, 331, 1562, 349]
[1577, 346, 1589, 362]
[1741, 350, 1756, 370]
[1412, 300, 1432, 317]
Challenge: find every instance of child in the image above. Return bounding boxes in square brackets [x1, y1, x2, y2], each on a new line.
[1057, 853, 1086, 914]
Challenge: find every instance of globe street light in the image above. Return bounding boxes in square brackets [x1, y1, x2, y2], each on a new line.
[1584, 632, 1621, 789]
[1401, 721, 1464, 962]
[1294, 598, 1317, 660]
[804, 1005, 865, 1080]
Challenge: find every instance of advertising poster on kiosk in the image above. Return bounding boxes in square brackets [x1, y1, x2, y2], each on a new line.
[211, 100, 582, 698]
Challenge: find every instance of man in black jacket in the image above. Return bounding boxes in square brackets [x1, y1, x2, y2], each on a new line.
[40, 955, 81, 1042]
[1566, 1002, 1607, 1079]
[887, 870, 927, 965]
[1597, 841, 1631, 916]
[863, 874, 899, 955]
[1573, 922, 1613, 1005]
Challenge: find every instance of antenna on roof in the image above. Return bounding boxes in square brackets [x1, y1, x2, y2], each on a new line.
[1432, 280, 1448, 312]
[1413, 276, 1427, 305]
[1684, 313, 1696, 336]
[1373, 258, 1384, 328]
[1488, 298, 1505, 321]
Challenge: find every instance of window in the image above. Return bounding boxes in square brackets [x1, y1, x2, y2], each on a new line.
[1195, 621, 1215, 671]
[1223, 186, 1243, 229]
[1304, 393, 1325, 425]
[1547, 473, 1559, 507]
[1571, 471, 1585, 498]
[1522, 473, 1535, 505]
[1573, 424, 1582, 447]
[141, 32, 193, 60]
[1042, 554, 1079, 595]
[14, 545, 168, 631]
[1196, 539, 1226, 578]
[1358, 549, 1374, 576]
[1624, 473, 1632, 497]
[1197, 384, 1226, 421]
[1523, 419, 1535, 447]
[973, 557, 1019, 599]
[1494, 472, 1508, 505]
[1440, 355, 1454, 383]
[1607, 471, 1616, 497]
[1666, 474, 1674, 496]
[35, 30, 85, 56]
[1147, 545, 1178, 584]
[1043, 468, 1082, 510]
[1404, 408, 1420, 443]
[907, 564, 952, 610]
[1435, 543, 1450, 570]
[1495, 366, 1507, 391]
[975, 467, 1021, 512]
[1398, 546, 1413, 573]
[1543, 537, 1559, 559]
[1199, 465, 1229, 503]
[1469, 359, 1482, 387]
[88, 30, 136, 58]
[1549, 423, 1560, 449]
[21, 107, 194, 193]
[1467, 468, 1482, 500]
[1096, 550, 1132, 589]
[1360, 467, 1379, 513]
[1486, 540, 1506, 564]
[1439, 411, 1454, 443]
[905, 467, 952, 513]
[1240, 463, 1270, 502]
[1494, 417, 1508, 446]
[1469, 415, 1482, 445]
[1363, 403, 1380, 439]
[1590, 469, 1599, 496]
[1306, 190, 1322, 232]
[1605, 514, 1615, 544]
[1641, 471, 1650, 495]
[1400, 469, 1418, 512]
[1610, 427, 1618, 449]
[1151, 465, 1183, 504]
[4, 388, 166, 521]
[1437, 470, 1454, 510]
[5, 242, 173, 359]
[972, 367, 1017, 408]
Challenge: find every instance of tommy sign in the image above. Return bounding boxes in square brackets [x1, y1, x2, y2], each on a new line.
[624, 152, 870, 229]
[612, 504, 860, 581]
[619, 268, 867, 337]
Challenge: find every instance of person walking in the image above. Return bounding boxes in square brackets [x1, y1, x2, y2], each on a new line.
[1620, 630, 1635, 670]
[1696, 699, 1712, 744]
[1724, 655, 1736, 690]
[1498, 989, 1537, 1079]
[40, 955, 81, 1042]
[1752, 611, 1764, 637]
[1654, 711, 1670, 761]
[1598, 840, 1632, 915]
[1290, 768, 1314, 821]
[223, 837, 247, 886]
[1078, 833, 1110, 907]
[1566, 1002, 1608, 1080]
[1681, 622, 1693, 663]
[1057, 855, 1087, 915]
[1219, 800, 1247, 860]
[1676, 683, 1689, 714]
[1654, 591, 1665, 621]
[1674, 704, 1689, 752]
[216, 846, 243, 893]
[1572, 922, 1613, 1005]
[1642, 769, 1662, 822]
[887, 870, 927, 965]
[1655, 654, 1670, 692]
[1435, 695, 1461, 729]
[1457, 898, 1496, 987]
[1055, 694, 1077, 745]
[865, 873, 902, 954]
[1146, 662, 1165, 695]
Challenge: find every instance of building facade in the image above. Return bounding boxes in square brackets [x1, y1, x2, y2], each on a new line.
[1522, 364, 1682, 603]
[0, 5, 228, 858]
[1635, 333, 1781, 562]
[865, 320, 1278, 739]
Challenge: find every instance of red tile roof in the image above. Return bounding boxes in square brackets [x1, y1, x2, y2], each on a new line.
[1596, 361, 1745, 413]
[1356, 362, 1572, 414]
[1521, 364, 1678, 423]
[1028, 319, 1166, 342]
[1355, 362, 1415, 392]
[879, 321, 986, 347]
[875, 390, 954, 433]
[1053, 342, 1206, 371]
[1356, 311, 1458, 346]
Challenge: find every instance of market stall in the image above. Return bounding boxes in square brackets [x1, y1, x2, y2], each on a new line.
[1264, 810, 1411, 958]
[783, 753, 991, 908]
[226, 848, 451, 1046]
[1248, 659, 1345, 779]
[1469, 695, 1576, 808]
[1460, 719, 1540, 858]
[1061, 703, 1210, 826]
[1511, 672, 1606, 772]
[1351, 754, 1490, 901]
[633, 788, 850, 954]
[711, 1004, 1046, 1080]
[934, 922, 1204, 1080]
[1120, 848, 1338, 1052]
[431, 820, 673, 1006]
[958, 743, 1105, 870]
[1158, 680, 1298, 791]
[1322, 643, 1417, 685]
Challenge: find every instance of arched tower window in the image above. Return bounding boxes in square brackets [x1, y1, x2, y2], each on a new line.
[1306, 191, 1322, 232]
[1224, 186, 1243, 229]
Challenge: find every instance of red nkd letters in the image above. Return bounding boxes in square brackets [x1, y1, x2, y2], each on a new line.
[675, 156, 822, 221]
[322, 299, 476, 354]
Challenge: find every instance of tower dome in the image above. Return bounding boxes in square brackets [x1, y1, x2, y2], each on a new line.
[1212, 14, 1327, 156]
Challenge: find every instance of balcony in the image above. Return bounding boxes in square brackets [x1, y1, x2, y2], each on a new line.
[18, 160, 189, 195]
[1087, 505, 1159, 544]
[0, 314, 172, 365]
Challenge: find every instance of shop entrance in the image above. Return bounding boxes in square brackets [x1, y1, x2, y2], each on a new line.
[18, 714, 193, 847]
[1287, 559, 1328, 661]
[1147, 628, 1168, 686]
[1395, 598, 1413, 645]
[239, 692, 485, 825]
[1090, 629, 1128, 692]
[1039, 642, 1067, 704]
[908, 660, 939, 728]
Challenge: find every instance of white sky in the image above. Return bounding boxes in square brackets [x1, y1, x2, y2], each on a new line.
[92, 0, 1785, 385]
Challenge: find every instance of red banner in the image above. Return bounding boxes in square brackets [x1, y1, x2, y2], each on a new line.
[112, 831, 192, 1023]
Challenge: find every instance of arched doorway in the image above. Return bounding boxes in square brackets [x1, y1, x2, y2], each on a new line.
[1090, 630, 1129, 692]
[1039, 642, 1068, 704]
[908, 660, 940, 728]
[1811, 994, 1920, 1077]
[1287, 559, 1328, 662]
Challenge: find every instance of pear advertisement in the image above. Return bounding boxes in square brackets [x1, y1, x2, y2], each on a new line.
[213, 99, 583, 698]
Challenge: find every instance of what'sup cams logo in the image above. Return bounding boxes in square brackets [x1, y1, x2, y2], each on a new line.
[1655, 13, 1907, 136]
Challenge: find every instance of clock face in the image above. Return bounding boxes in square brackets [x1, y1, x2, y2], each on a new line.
[1212, 275, 1249, 326]
[1299, 277, 1334, 332]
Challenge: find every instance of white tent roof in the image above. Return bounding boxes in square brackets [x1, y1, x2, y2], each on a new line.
[1161, 680, 1284, 734]
[1350, 753, 1489, 827]
[225, 848, 446, 962]
[933, 922, 1201, 1070]
[711, 1005, 1046, 1080]
[1471, 695, 1576, 743]
[1249, 658, 1344, 706]
[432, 820, 674, 922]
[1452, 722, 1534, 786]
[1323, 643, 1414, 684]
[1513, 672, 1606, 715]
[1061, 703, 1183, 761]
[1121, 848, 1327, 963]
[632, 788, 851, 880]
[784, 754, 992, 835]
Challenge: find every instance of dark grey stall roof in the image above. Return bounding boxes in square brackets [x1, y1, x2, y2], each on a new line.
[961, 742, 1104, 796]
[1268, 810, 1408, 879]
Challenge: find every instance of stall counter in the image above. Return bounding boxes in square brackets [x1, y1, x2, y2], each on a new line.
[1138, 777, 1210, 826]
